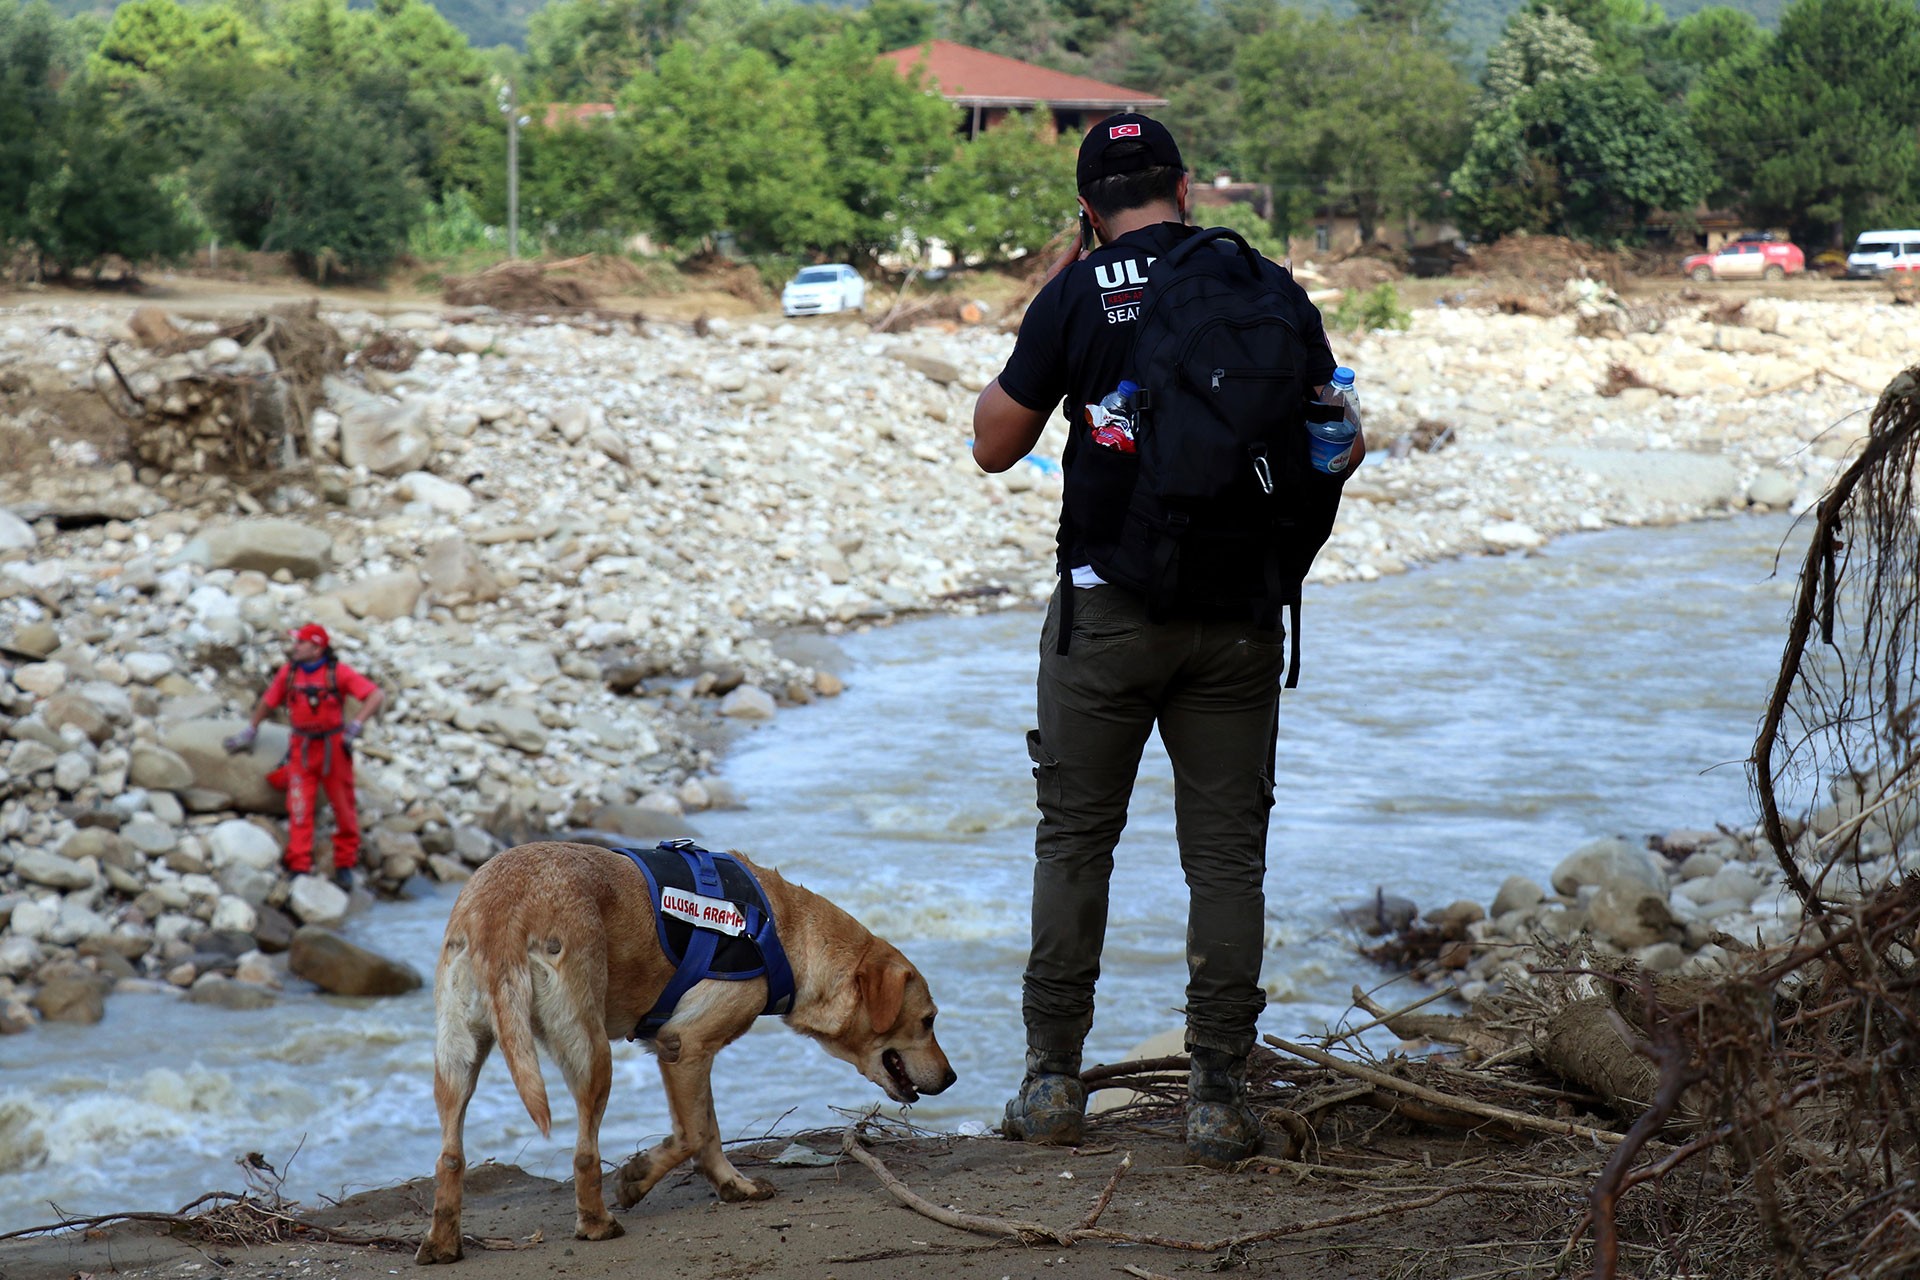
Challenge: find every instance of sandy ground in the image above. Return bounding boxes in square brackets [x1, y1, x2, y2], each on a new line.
[0, 1113, 1602, 1280]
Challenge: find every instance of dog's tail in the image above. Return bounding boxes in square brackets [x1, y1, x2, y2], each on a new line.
[482, 943, 551, 1137]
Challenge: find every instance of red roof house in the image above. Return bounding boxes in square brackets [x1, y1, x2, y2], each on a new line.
[881, 40, 1167, 138]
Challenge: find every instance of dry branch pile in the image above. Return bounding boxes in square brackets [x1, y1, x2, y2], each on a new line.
[101, 302, 344, 475]
[442, 260, 597, 310]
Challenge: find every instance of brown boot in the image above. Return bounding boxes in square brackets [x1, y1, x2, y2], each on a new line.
[1186, 1047, 1262, 1167]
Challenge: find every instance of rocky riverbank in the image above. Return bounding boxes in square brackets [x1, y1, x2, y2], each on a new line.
[1, 286, 1912, 1035]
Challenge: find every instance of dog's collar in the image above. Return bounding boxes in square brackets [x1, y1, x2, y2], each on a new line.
[619, 840, 797, 1040]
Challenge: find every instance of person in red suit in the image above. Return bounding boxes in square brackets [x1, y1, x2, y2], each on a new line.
[224, 624, 385, 891]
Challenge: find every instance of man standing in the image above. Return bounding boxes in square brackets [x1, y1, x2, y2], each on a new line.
[224, 624, 385, 891]
[971, 114, 1363, 1167]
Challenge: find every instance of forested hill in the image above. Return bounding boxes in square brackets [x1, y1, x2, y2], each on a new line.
[36, 0, 1789, 55]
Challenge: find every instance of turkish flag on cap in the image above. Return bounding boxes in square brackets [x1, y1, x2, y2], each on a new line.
[1109, 123, 1142, 139]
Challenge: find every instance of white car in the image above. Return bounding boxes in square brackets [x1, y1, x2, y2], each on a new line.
[1845, 229, 1920, 278]
[781, 264, 866, 317]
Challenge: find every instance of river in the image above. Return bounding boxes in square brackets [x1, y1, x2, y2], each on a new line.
[0, 512, 1800, 1229]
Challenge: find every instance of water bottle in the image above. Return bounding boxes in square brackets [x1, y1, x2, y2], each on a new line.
[1087, 378, 1140, 454]
[1306, 366, 1359, 475]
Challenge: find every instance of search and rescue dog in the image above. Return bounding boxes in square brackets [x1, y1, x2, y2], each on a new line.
[415, 840, 956, 1264]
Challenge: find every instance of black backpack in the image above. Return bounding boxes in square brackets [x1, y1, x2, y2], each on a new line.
[1064, 226, 1349, 686]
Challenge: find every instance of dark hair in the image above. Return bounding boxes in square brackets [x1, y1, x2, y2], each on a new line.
[1080, 156, 1184, 220]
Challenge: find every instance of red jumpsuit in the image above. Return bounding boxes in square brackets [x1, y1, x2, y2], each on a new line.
[263, 659, 380, 874]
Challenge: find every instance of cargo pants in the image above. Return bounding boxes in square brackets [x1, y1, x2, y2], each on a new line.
[1024, 581, 1283, 1062]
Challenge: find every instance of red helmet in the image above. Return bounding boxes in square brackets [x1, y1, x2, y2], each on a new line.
[289, 623, 331, 648]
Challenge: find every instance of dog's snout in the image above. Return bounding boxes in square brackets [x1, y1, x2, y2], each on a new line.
[933, 1066, 957, 1095]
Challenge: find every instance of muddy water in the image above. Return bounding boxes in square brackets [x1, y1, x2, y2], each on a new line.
[0, 514, 1798, 1228]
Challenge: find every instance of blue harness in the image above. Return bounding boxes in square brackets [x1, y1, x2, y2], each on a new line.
[619, 840, 796, 1041]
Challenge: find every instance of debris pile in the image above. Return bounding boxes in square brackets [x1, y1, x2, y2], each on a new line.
[102, 303, 343, 475]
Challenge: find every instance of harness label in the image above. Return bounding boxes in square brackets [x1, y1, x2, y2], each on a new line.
[660, 887, 747, 936]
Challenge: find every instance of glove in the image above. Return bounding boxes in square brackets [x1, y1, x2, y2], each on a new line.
[222, 726, 258, 755]
[344, 720, 363, 742]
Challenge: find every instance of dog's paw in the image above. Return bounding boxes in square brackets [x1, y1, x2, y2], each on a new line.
[719, 1176, 778, 1203]
[414, 1236, 463, 1265]
[575, 1215, 626, 1242]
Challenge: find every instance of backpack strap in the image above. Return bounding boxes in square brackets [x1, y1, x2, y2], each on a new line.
[1159, 226, 1264, 276]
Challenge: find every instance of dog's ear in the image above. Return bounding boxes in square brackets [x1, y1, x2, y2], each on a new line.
[857, 958, 909, 1036]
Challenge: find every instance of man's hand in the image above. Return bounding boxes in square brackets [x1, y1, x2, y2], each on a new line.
[222, 726, 257, 754]
[344, 720, 363, 742]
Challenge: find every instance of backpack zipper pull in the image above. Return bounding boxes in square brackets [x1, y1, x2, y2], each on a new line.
[1211, 368, 1225, 392]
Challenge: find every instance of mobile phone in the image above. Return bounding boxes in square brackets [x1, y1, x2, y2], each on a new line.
[1079, 210, 1094, 251]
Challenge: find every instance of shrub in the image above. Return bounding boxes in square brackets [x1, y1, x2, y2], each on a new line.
[1327, 282, 1412, 331]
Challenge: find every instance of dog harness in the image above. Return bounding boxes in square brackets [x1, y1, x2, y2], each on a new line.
[619, 840, 797, 1041]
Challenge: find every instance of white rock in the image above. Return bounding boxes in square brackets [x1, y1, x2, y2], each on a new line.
[14, 848, 97, 891]
[398, 471, 476, 515]
[208, 819, 283, 871]
[718, 685, 778, 720]
[122, 816, 179, 854]
[0, 508, 34, 551]
[12, 662, 68, 696]
[211, 895, 259, 934]
[123, 652, 176, 683]
[287, 875, 350, 926]
[1479, 520, 1545, 552]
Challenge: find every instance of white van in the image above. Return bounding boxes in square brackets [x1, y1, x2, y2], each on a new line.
[1845, 230, 1920, 278]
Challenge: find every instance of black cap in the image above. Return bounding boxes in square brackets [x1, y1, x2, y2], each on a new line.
[1077, 113, 1185, 191]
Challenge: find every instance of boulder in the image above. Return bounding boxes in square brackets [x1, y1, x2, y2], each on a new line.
[288, 925, 423, 996]
[1490, 875, 1546, 917]
[421, 536, 502, 606]
[124, 652, 177, 683]
[895, 350, 961, 385]
[60, 828, 138, 871]
[1551, 837, 1666, 897]
[121, 816, 178, 854]
[1746, 470, 1796, 509]
[333, 571, 425, 621]
[12, 662, 66, 697]
[14, 848, 97, 891]
[208, 818, 283, 871]
[0, 508, 34, 552]
[3, 620, 58, 659]
[480, 706, 548, 754]
[161, 719, 291, 815]
[718, 685, 778, 721]
[41, 692, 110, 744]
[327, 378, 433, 475]
[204, 519, 334, 579]
[31, 973, 109, 1024]
[398, 471, 475, 515]
[251, 904, 298, 953]
[8, 740, 57, 774]
[1587, 883, 1675, 949]
[185, 973, 278, 1010]
[129, 744, 195, 792]
[286, 875, 350, 926]
[1480, 520, 1545, 552]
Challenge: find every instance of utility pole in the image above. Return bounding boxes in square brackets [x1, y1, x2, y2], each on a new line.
[500, 83, 528, 259]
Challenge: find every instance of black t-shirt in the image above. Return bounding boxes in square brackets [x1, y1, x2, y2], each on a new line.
[996, 222, 1337, 566]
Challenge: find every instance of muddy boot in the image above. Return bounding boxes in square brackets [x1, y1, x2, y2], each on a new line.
[1186, 1047, 1262, 1168]
[1002, 1048, 1086, 1145]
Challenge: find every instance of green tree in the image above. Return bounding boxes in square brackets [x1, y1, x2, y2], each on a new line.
[1, 3, 67, 248]
[863, 0, 938, 50]
[1482, 7, 1602, 108]
[924, 110, 1076, 264]
[1451, 71, 1711, 239]
[203, 79, 421, 279]
[87, 0, 268, 90]
[789, 29, 957, 258]
[616, 41, 850, 253]
[526, 0, 695, 99]
[27, 76, 196, 274]
[1237, 11, 1473, 242]
[1691, 0, 1920, 244]
[520, 117, 642, 241]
